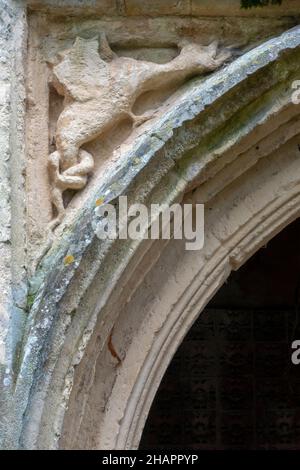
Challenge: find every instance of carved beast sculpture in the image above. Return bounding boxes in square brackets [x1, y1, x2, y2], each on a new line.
[48, 34, 231, 228]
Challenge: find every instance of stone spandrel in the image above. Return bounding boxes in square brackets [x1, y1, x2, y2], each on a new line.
[47, 35, 231, 229]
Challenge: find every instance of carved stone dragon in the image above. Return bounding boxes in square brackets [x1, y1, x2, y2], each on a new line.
[48, 34, 231, 227]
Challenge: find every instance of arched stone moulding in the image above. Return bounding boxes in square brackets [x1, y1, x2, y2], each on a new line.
[8, 25, 300, 449]
[59, 128, 300, 450]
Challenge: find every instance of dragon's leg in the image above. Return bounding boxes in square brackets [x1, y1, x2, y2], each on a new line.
[48, 149, 94, 229]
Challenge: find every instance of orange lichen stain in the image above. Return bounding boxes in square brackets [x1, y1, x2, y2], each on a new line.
[95, 196, 105, 207]
[63, 254, 75, 265]
[108, 329, 122, 366]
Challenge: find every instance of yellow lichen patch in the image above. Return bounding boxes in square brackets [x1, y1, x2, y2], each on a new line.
[132, 157, 141, 166]
[95, 196, 105, 207]
[64, 254, 75, 265]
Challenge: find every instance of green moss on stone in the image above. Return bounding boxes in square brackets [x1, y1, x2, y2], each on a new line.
[26, 293, 36, 312]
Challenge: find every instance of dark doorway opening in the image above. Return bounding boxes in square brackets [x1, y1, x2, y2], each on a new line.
[140, 218, 300, 449]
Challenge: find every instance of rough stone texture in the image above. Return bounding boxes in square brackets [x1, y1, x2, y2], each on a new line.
[17, 26, 300, 449]
[0, 0, 300, 451]
[125, 0, 191, 16]
[0, 0, 27, 450]
[0, 2, 13, 366]
[28, 0, 121, 16]
[27, 0, 300, 17]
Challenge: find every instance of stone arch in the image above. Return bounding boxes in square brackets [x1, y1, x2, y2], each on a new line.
[61, 129, 300, 450]
[10, 26, 300, 449]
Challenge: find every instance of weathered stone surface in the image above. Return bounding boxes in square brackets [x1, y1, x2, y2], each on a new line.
[0, 0, 27, 451]
[27, 0, 300, 17]
[125, 0, 191, 16]
[0, 0, 300, 451]
[28, 0, 121, 15]
[15, 25, 300, 450]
